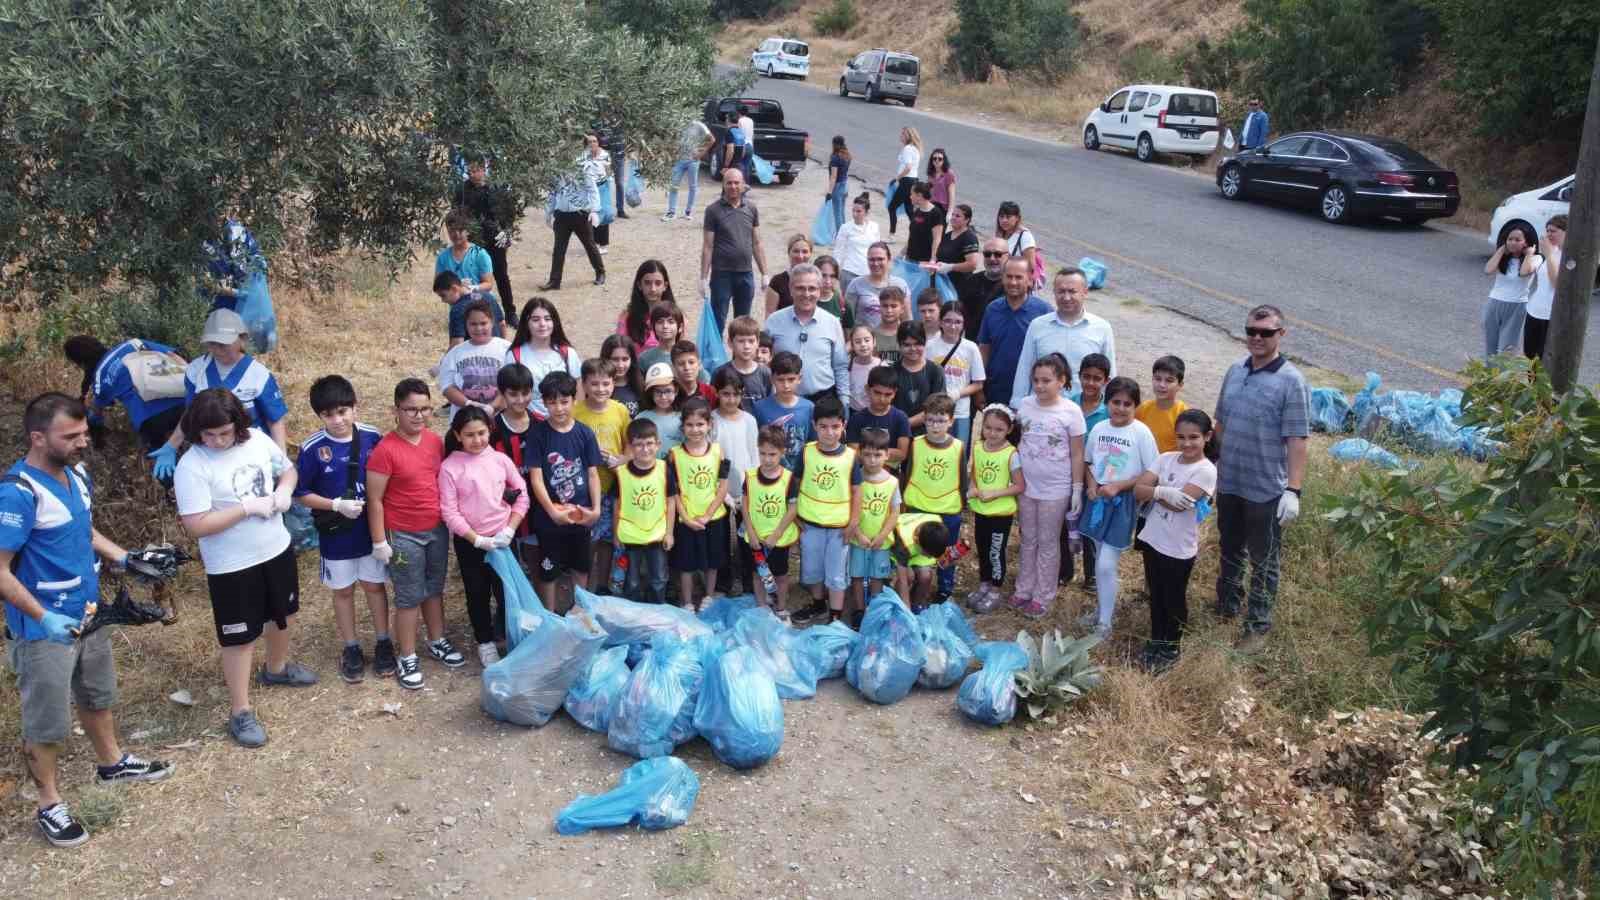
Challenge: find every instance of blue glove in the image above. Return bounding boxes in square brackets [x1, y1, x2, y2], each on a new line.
[148, 444, 177, 480]
[38, 610, 79, 645]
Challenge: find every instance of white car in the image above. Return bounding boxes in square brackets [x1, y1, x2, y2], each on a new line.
[750, 37, 810, 80]
[1488, 174, 1574, 248]
[1082, 84, 1221, 161]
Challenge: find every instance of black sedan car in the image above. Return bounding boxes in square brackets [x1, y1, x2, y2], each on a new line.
[1215, 130, 1459, 225]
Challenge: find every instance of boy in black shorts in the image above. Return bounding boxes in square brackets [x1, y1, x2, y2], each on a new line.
[525, 372, 601, 613]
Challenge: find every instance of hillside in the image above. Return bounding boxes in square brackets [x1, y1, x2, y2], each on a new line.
[718, 0, 1577, 223]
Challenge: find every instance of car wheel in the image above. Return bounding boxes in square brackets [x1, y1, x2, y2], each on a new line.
[865, 82, 877, 103]
[1083, 126, 1100, 151]
[1136, 133, 1155, 162]
[1497, 219, 1533, 247]
[838, 78, 849, 97]
[1219, 164, 1245, 200]
[764, 64, 773, 78]
[1321, 184, 1352, 224]
[904, 97, 916, 108]
[777, 173, 796, 185]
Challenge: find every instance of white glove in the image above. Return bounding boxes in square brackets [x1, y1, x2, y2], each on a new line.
[1154, 486, 1194, 511]
[1277, 491, 1300, 526]
[1067, 483, 1083, 519]
[240, 495, 275, 518]
[936, 262, 954, 275]
[700, 279, 712, 299]
[472, 534, 497, 552]
[544, 210, 555, 229]
[492, 526, 515, 549]
[494, 230, 510, 249]
[271, 488, 293, 513]
[588, 212, 599, 229]
[332, 497, 366, 519]
[371, 541, 394, 565]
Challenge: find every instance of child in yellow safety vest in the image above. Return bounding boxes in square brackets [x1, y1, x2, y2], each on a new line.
[967, 404, 1025, 613]
[845, 427, 901, 626]
[667, 398, 730, 612]
[741, 425, 800, 614]
[890, 512, 952, 611]
[900, 393, 964, 601]
[614, 417, 675, 604]
[791, 397, 856, 625]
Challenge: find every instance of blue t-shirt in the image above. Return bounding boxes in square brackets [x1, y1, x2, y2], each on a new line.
[184, 354, 288, 431]
[0, 461, 98, 641]
[846, 407, 912, 460]
[829, 153, 851, 185]
[91, 339, 186, 431]
[436, 245, 493, 286]
[293, 425, 384, 561]
[526, 420, 603, 531]
[976, 295, 1052, 408]
[753, 395, 815, 471]
[1070, 390, 1110, 436]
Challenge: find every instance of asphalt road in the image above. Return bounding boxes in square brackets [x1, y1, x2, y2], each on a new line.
[738, 73, 1599, 390]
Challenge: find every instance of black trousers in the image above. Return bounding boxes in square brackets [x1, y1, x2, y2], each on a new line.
[473, 239, 516, 323]
[453, 537, 506, 645]
[1147, 549, 1196, 651]
[888, 177, 916, 233]
[974, 513, 1013, 586]
[548, 211, 604, 287]
[1060, 525, 1097, 585]
[1524, 315, 1549, 360]
[1215, 493, 1283, 633]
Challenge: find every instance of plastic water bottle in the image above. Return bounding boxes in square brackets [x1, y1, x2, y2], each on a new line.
[937, 540, 971, 568]
[750, 547, 778, 596]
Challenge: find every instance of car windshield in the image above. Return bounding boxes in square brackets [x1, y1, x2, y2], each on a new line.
[783, 42, 809, 57]
[1353, 138, 1437, 169]
[885, 56, 918, 76]
[1168, 93, 1217, 117]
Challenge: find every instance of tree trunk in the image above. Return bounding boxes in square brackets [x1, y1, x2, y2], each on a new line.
[1547, 25, 1600, 393]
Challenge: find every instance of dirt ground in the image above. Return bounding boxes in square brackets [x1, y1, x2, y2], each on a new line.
[0, 163, 1317, 898]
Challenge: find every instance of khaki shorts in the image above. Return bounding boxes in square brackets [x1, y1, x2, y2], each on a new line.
[10, 630, 118, 745]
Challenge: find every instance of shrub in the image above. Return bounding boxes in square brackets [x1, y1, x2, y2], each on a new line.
[1428, 0, 1600, 136]
[811, 0, 857, 36]
[948, 0, 1083, 85]
[1235, 0, 1399, 132]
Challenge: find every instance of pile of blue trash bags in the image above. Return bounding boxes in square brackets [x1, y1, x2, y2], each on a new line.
[1313, 372, 1500, 468]
[480, 561, 1034, 834]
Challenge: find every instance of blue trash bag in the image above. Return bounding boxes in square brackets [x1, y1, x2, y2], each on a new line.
[490, 548, 546, 650]
[957, 640, 1030, 726]
[811, 197, 839, 246]
[555, 756, 701, 836]
[932, 272, 958, 303]
[481, 601, 606, 727]
[625, 160, 644, 208]
[892, 257, 932, 305]
[1077, 257, 1108, 290]
[1436, 388, 1464, 419]
[1351, 372, 1382, 426]
[846, 589, 927, 704]
[575, 588, 716, 651]
[608, 634, 705, 759]
[799, 621, 859, 680]
[1329, 438, 1403, 469]
[563, 645, 632, 734]
[916, 605, 975, 690]
[729, 607, 825, 700]
[234, 270, 278, 355]
[924, 600, 978, 649]
[598, 176, 616, 227]
[1310, 387, 1353, 433]
[283, 503, 318, 553]
[696, 300, 731, 372]
[752, 154, 776, 185]
[692, 645, 784, 769]
[1080, 492, 1138, 550]
[698, 595, 760, 633]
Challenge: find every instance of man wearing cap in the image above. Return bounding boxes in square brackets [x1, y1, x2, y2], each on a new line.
[146, 309, 289, 481]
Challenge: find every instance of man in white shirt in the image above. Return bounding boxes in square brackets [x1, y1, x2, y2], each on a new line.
[1011, 267, 1116, 401]
[764, 264, 849, 405]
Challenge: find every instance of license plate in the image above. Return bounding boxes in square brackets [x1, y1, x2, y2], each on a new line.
[1415, 201, 1445, 209]
[1180, 132, 1200, 139]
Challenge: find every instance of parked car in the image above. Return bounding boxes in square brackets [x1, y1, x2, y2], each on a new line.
[1488, 174, 1574, 248]
[750, 37, 810, 79]
[1082, 84, 1221, 161]
[838, 49, 920, 107]
[701, 97, 810, 186]
[1215, 131, 1460, 225]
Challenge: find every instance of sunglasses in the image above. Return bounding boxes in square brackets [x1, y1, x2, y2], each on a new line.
[1244, 326, 1282, 338]
[983, 251, 1008, 259]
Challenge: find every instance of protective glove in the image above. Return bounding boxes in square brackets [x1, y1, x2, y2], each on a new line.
[700, 279, 712, 299]
[1067, 482, 1084, 519]
[38, 610, 79, 645]
[240, 494, 276, 518]
[588, 211, 599, 229]
[1277, 491, 1300, 526]
[494, 230, 510, 249]
[491, 526, 515, 549]
[936, 262, 954, 275]
[371, 541, 394, 565]
[271, 487, 293, 514]
[148, 444, 178, 480]
[472, 534, 497, 552]
[1154, 486, 1195, 511]
[331, 497, 366, 519]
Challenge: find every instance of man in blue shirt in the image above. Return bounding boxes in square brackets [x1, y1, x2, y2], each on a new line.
[0, 394, 174, 848]
[977, 257, 1052, 409]
[63, 335, 187, 454]
[1241, 98, 1269, 151]
[763, 265, 849, 405]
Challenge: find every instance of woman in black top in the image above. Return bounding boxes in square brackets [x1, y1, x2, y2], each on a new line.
[931, 203, 981, 310]
[826, 136, 852, 231]
[904, 182, 946, 264]
[763, 233, 814, 316]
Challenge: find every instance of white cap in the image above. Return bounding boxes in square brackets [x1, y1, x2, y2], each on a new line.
[201, 308, 247, 345]
[643, 362, 675, 390]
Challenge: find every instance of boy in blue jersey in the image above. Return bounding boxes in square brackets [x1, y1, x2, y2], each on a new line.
[294, 375, 393, 684]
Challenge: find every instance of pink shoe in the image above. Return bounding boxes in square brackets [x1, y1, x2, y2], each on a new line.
[1006, 593, 1031, 611]
[1020, 598, 1051, 619]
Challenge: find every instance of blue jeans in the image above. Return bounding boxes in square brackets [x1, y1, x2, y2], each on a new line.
[668, 160, 700, 216]
[829, 181, 849, 229]
[709, 270, 756, 332]
[624, 545, 668, 604]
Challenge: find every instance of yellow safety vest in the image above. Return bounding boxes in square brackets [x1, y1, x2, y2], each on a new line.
[968, 442, 1018, 517]
[615, 464, 669, 546]
[852, 475, 899, 548]
[795, 442, 856, 527]
[902, 436, 964, 514]
[743, 467, 798, 547]
[895, 512, 942, 568]
[670, 444, 726, 521]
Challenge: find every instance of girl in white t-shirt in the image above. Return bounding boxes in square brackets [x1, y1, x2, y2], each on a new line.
[438, 300, 512, 421]
[995, 201, 1041, 290]
[505, 297, 583, 418]
[1132, 409, 1218, 671]
[1523, 215, 1567, 361]
[1481, 221, 1542, 359]
[1082, 377, 1159, 639]
[925, 302, 986, 450]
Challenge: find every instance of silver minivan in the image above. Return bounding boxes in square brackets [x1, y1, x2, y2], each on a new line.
[838, 49, 920, 107]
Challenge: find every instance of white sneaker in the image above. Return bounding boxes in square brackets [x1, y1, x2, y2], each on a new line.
[598, 246, 609, 255]
[478, 642, 501, 668]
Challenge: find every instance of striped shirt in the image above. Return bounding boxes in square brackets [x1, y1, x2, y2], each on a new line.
[1214, 355, 1310, 503]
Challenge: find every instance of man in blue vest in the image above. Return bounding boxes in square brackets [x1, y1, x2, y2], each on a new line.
[1, 394, 174, 848]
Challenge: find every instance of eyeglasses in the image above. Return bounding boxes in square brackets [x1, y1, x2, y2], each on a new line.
[1244, 326, 1282, 338]
[983, 251, 1008, 259]
[398, 406, 432, 417]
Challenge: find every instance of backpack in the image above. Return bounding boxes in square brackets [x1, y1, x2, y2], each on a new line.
[122, 340, 189, 402]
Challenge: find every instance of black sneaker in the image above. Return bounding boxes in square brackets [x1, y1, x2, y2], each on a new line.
[95, 753, 174, 785]
[372, 638, 398, 677]
[37, 803, 88, 848]
[340, 644, 366, 684]
[791, 600, 828, 624]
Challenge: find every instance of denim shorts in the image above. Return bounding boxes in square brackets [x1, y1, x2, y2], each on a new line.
[799, 524, 848, 591]
[387, 524, 449, 608]
[847, 545, 893, 580]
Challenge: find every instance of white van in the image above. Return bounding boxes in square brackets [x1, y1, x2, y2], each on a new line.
[751, 37, 810, 80]
[1082, 84, 1221, 161]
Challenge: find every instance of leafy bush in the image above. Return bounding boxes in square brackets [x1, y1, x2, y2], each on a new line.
[948, 0, 1084, 85]
[1117, 45, 1181, 86]
[1327, 358, 1599, 894]
[811, 0, 857, 36]
[1175, 34, 1252, 93]
[1427, 0, 1600, 136]
[1235, 0, 1399, 132]
[710, 0, 794, 20]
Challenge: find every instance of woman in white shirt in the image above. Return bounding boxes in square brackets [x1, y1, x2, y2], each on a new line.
[833, 192, 881, 288]
[1523, 215, 1567, 361]
[925, 301, 987, 452]
[887, 126, 923, 237]
[504, 297, 583, 418]
[1482, 221, 1542, 359]
[174, 389, 315, 748]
